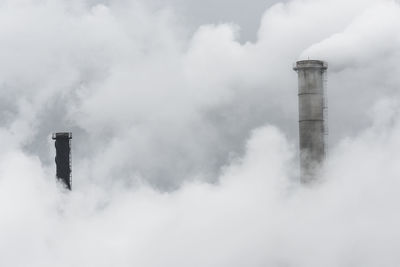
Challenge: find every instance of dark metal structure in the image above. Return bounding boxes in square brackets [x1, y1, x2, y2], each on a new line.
[52, 132, 72, 190]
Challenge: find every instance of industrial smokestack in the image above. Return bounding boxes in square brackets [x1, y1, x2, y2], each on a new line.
[52, 132, 72, 190]
[293, 60, 328, 183]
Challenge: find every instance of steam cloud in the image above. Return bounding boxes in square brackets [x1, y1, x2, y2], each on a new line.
[1, 0, 400, 266]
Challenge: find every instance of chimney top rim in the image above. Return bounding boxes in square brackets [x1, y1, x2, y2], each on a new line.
[52, 132, 72, 139]
[293, 60, 328, 70]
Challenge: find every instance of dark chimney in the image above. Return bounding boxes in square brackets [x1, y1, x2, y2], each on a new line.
[52, 132, 72, 190]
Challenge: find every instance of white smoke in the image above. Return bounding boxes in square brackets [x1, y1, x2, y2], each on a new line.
[1, 0, 400, 265]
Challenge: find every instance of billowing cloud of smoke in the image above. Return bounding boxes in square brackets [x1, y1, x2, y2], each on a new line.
[1, 0, 400, 265]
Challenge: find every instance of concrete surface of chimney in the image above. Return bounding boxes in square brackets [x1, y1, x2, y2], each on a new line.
[293, 60, 327, 183]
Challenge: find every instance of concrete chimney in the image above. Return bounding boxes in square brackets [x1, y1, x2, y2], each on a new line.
[293, 60, 328, 183]
[52, 132, 72, 190]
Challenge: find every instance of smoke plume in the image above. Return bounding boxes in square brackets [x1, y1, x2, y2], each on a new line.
[1, 0, 400, 266]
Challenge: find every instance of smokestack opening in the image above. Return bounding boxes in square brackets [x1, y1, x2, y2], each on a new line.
[52, 132, 72, 190]
[293, 60, 328, 183]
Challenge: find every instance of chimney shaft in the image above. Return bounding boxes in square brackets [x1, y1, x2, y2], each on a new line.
[293, 60, 327, 183]
[52, 132, 72, 190]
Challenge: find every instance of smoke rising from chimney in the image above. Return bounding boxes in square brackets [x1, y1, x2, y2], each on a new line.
[0, 0, 400, 266]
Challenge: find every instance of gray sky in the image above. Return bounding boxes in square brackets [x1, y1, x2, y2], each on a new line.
[156, 0, 284, 41]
